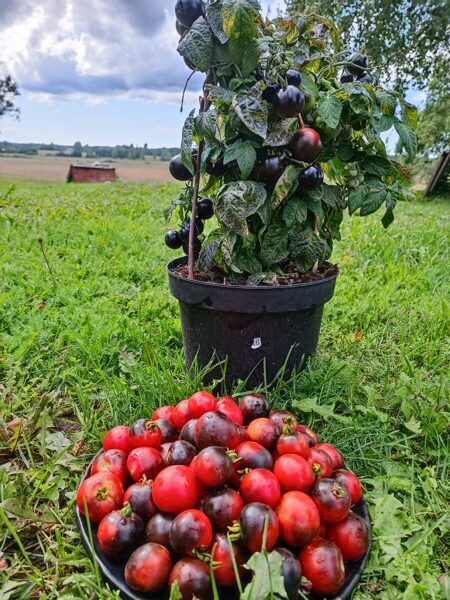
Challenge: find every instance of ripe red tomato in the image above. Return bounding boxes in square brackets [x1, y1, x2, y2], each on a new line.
[76, 472, 124, 523]
[333, 468, 363, 504]
[180, 418, 198, 447]
[127, 447, 164, 482]
[103, 425, 132, 453]
[169, 558, 212, 600]
[240, 468, 281, 508]
[326, 511, 370, 561]
[169, 509, 213, 555]
[274, 454, 314, 492]
[200, 487, 244, 531]
[166, 440, 197, 467]
[247, 418, 279, 449]
[299, 538, 345, 595]
[277, 430, 309, 458]
[310, 478, 351, 523]
[123, 480, 157, 524]
[234, 441, 274, 470]
[125, 543, 172, 593]
[195, 411, 241, 449]
[238, 502, 279, 553]
[295, 424, 318, 447]
[154, 419, 178, 443]
[315, 443, 344, 469]
[211, 533, 246, 586]
[217, 396, 243, 425]
[191, 446, 233, 488]
[152, 465, 201, 513]
[97, 503, 144, 558]
[129, 419, 162, 449]
[269, 409, 298, 431]
[152, 405, 176, 425]
[91, 449, 129, 482]
[188, 391, 217, 418]
[239, 393, 270, 424]
[145, 513, 174, 548]
[172, 399, 191, 429]
[277, 491, 320, 547]
[307, 447, 333, 479]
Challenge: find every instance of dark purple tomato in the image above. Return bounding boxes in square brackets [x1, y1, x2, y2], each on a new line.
[123, 480, 157, 524]
[169, 509, 213, 555]
[262, 82, 281, 101]
[169, 558, 212, 600]
[340, 73, 354, 83]
[274, 547, 302, 600]
[182, 237, 202, 258]
[298, 165, 324, 190]
[205, 159, 228, 177]
[180, 418, 198, 447]
[258, 156, 285, 183]
[154, 419, 178, 443]
[160, 442, 173, 465]
[175, 0, 205, 28]
[247, 418, 280, 450]
[166, 440, 197, 466]
[191, 446, 233, 488]
[234, 441, 274, 470]
[165, 230, 183, 250]
[195, 411, 241, 450]
[97, 502, 144, 559]
[197, 198, 215, 218]
[286, 69, 302, 86]
[310, 478, 351, 523]
[346, 52, 368, 76]
[169, 154, 193, 181]
[358, 72, 374, 84]
[145, 513, 174, 548]
[201, 487, 244, 531]
[273, 85, 306, 118]
[211, 534, 246, 586]
[239, 502, 279, 553]
[288, 128, 323, 163]
[269, 409, 298, 431]
[125, 543, 172, 593]
[239, 394, 270, 424]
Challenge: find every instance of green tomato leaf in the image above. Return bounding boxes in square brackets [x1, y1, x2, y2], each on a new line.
[241, 551, 288, 600]
[224, 139, 257, 179]
[374, 114, 395, 133]
[181, 109, 196, 175]
[222, 0, 262, 59]
[348, 180, 388, 216]
[206, 0, 229, 44]
[177, 17, 213, 73]
[382, 191, 397, 228]
[272, 165, 301, 207]
[299, 71, 319, 98]
[289, 227, 328, 273]
[377, 91, 398, 116]
[261, 224, 290, 267]
[283, 198, 307, 227]
[394, 120, 417, 157]
[400, 99, 419, 130]
[232, 89, 268, 139]
[322, 183, 346, 209]
[207, 85, 235, 105]
[264, 118, 298, 147]
[317, 95, 343, 129]
[362, 156, 398, 176]
[215, 181, 266, 236]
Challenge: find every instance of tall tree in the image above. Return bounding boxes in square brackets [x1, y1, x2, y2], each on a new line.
[0, 75, 19, 118]
[287, 0, 449, 98]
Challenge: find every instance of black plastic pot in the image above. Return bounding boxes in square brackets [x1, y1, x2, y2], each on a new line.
[168, 258, 338, 389]
[76, 452, 371, 600]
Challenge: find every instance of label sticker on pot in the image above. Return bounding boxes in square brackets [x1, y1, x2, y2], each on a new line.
[251, 338, 262, 350]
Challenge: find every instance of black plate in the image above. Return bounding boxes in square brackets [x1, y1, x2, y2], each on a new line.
[76, 454, 371, 600]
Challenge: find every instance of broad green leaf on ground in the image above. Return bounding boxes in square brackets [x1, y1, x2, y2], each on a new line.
[223, 139, 257, 178]
[289, 227, 328, 273]
[215, 181, 266, 236]
[232, 90, 268, 139]
[317, 96, 343, 128]
[241, 551, 288, 600]
[348, 180, 388, 216]
[181, 109, 196, 174]
[283, 197, 307, 227]
[177, 17, 213, 73]
[264, 118, 298, 147]
[322, 183, 346, 209]
[371, 495, 420, 562]
[394, 120, 417, 157]
[293, 396, 336, 418]
[221, 0, 261, 58]
[272, 165, 300, 207]
[260, 224, 289, 266]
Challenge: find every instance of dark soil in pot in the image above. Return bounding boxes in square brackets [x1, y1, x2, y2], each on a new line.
[168, 258, 339, 390]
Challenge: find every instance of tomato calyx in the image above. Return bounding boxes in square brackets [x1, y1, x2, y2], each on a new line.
[281, 422, 296, 436]
[144, 420, 158, 433]
[227, 520, 241, 542]
[94, 486, 110, 501]
[311, 462, 323, 477]
[332, 482, 347, 498]
[121, 501, 133, 518]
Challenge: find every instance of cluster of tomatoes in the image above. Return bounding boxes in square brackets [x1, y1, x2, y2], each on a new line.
[77, 392, 369, 599]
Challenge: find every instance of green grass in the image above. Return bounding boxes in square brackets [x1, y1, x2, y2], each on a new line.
[0, 180, 448, 599]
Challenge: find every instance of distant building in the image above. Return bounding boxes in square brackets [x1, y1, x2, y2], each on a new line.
[67, 163, 118, 183]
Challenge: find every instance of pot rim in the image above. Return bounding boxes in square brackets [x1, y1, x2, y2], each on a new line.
[167, 257, 339, 291]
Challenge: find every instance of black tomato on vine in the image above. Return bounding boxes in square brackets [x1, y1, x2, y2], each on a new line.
[274, 547, 302, 600]
[197, 198, 214, 219]
[288, 128, 323, 163]
[251, 69, 265, 81]
[273, 85, 306, 118]
[205, 159, 228, 177]
[182, 237, 202, 258]
[239, 393, 270, 424]
[97, 502, 144, 559]
[166, 440, 197, 467]
[346, 52, 368, 76]
[200, 487, 244, 531]
[175, 0, 205, 28]
[262, 82, 281, 102]
[298, 165, 324, 190]
[176, 20, 188, 36]
[238, 502, 279, 553]
[165, 230, 182, 250]
[179, 220, 203, 243]
[169, 154, 194, 181]
[169, 558, 212, 600]
[340, 73, 354, 83]
[358, 72, 374, 84]
[258, 156, 285, 183]
[286, 69, 302, 86]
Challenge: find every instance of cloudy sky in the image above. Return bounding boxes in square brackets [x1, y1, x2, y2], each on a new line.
[0, 0, 284, 147]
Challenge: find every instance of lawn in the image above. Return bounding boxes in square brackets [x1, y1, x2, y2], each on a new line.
[0, 180, 448, 599]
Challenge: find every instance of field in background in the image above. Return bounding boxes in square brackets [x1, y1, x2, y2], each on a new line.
[0, 154, 172, 183]
[0, 181, 448, 599]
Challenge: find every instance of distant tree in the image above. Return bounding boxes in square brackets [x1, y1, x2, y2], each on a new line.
[287, 0, 449, 98]
[160, 148, 172, 161]
[0, 75, 19, 118]
[72, 141, 83, 157]
[397, 96, 450, 158]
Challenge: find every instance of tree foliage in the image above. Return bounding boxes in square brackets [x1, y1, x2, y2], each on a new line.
[0, 75, 19, 119]
[287, 0, 449, 99]
[168, 0, 415, 281]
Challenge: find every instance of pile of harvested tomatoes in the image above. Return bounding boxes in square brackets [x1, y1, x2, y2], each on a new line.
[77, 392, 369, 599]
